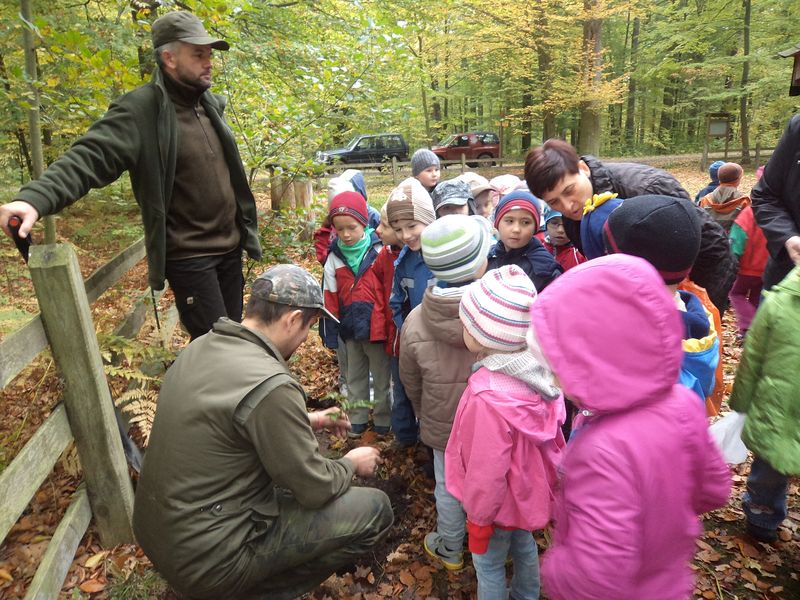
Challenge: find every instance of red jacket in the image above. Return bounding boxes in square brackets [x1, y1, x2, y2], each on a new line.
[322, 232, 386, 347]
[372, 244, 401, 356]
[313, 223, 334, 265]
[542, 241, 587, 271]
[733, 206, 769, 277]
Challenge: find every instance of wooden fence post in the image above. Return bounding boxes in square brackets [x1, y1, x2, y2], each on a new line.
[391, 156, 398, 185]
[28, 244, 134, 546]
[460, 153, 466, 173]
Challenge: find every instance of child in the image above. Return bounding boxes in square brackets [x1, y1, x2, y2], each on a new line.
[695, 159, 725, 202]
[446, 265, 565, 599]
[603, 195, 720, 405]
[372, 202, 416, 445]
[431, 179, 475, 218]
[387, 178, 437, 443]
[729, 204, 768, 340]
[699, 162, 750, 233]
[456, 172, 494, 219]
[411, 149, 441, 192]
[399, 214, 492, 571]
[729, 266, 800, 543]
[488, 174, 522, 212]
[487, 190, 562, 292]
[322, 191, 391, 436]
[314, 169, 380, 264]
[531, 253, 731, 600]
[542, 205, 587, 271]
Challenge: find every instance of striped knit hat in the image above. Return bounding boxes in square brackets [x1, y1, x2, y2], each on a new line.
[460, 265, 537, 351]
[329, 191, 369, 227]
[420, 214, 492, 283]
[386, 177, 435, 225]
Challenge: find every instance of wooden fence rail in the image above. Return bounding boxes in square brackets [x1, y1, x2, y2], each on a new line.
[0, 236, 173, 598]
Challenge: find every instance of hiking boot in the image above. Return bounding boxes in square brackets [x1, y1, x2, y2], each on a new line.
[424, 531, 463, 571]
[746, 522, 778, 544]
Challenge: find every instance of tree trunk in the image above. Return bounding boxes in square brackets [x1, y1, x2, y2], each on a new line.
[578, 0, 602, 156]
[624, 17, 640, 147]
[418, 36, 431, 142]
[739, 0, 751, 163]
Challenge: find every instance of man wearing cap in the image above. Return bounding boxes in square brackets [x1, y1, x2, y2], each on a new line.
[133, 263, 393, 599]
[0, 11, 261, 339]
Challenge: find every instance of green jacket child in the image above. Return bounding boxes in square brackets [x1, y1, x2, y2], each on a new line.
[730, 267, 800, 474]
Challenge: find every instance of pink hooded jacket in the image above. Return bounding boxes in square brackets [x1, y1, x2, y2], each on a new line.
[445, 358, 566, 531]
[531, 254, 731, 600]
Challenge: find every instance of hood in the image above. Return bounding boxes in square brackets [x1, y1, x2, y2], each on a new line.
[530, 254, 684, 414]
[420, 288, 466, 346]
[470, 354, 565, 442]
[774, 266, 800, 296]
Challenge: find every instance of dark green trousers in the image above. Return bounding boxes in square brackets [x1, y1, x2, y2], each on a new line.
[222, 486, 393, 600]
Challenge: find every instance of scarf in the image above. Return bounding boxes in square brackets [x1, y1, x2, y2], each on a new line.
[337, 227, 374, 273]
[478, 350, 561, 401]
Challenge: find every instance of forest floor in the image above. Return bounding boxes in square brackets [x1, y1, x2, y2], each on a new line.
[0, 162, 797, 599]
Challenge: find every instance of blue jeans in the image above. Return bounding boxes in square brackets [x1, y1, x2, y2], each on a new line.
[472, 529, 540, 600]
[390, 357, 418, 444]
[432, 449, 465, 550]
[743, 456, 788, 532]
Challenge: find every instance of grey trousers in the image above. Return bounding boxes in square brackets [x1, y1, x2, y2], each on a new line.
[344, 339, 391, 427]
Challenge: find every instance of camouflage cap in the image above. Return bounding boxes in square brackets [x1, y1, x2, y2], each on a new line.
[252, 264, 338, 322]
[151, 11, 230, 51]
[431, 179, 473, 212]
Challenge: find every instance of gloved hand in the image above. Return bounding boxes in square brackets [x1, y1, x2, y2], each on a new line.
[467, 520, 494, 555]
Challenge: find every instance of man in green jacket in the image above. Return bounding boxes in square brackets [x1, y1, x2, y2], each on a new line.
[133, 264, 393, 599]
[0, 11, 262, 339]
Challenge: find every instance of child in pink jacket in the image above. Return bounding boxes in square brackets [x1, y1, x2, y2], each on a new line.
[529, 254, 731, 600]
[446, 265, 565, 599]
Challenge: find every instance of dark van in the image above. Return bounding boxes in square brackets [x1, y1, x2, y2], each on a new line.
[315, 133, 409, 165]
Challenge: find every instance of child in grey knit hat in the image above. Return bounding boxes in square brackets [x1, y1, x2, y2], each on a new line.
[411, 148, 441, 192]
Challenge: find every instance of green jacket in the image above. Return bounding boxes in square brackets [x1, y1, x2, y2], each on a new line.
[729, 267, 800, 474]
[15, 69, 262, 290]
[132, 319, 354, 597]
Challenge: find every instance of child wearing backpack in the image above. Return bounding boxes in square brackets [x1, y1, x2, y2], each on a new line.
[322, 191, 391, 437]
[729, 266, 800, 543]
[532, 254, 731, 600]
[446, 265, 565, 599]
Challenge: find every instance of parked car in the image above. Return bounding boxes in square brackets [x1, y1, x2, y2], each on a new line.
[315, 133, 409, 165]
[431, 132, 500, 165]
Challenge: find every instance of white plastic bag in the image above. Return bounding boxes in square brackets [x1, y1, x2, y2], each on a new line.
[709, 411, 748, 464]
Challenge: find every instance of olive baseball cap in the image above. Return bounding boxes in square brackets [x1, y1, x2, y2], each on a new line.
[252, 264, 338, 322]
[151, 11, 230, 51]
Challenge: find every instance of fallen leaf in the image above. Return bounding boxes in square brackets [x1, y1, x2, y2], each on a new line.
[79, 579, 106, 593]
[398, 569, 415, 587]
[778, 529, 793, 542]
[0, 568, 12, 582]
[702, 591, 716, 599]
[741, 569, 758, 584]
[84, 551, 108, 570]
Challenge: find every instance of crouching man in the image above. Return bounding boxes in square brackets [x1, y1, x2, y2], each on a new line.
[133, 264, 393, 599]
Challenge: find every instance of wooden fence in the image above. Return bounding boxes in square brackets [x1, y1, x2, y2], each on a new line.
[0, 239, 177, 598]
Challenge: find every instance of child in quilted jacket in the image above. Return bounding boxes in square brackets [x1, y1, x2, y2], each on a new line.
[729, 266, 800, 543]
[531, 254, 731, 600]
[322, 191, 390, 436]
[446, 265, 565, 599]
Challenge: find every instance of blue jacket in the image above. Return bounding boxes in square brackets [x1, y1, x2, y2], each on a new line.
[487, 238, 563, 292]
[390, 247, 436, 330]
[678, 290, 719, 401]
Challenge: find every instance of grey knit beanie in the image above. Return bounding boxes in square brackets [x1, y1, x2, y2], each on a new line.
[411, 149, 440, 176]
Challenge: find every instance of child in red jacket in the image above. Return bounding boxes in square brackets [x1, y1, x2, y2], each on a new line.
[322, 192, 390, 436]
